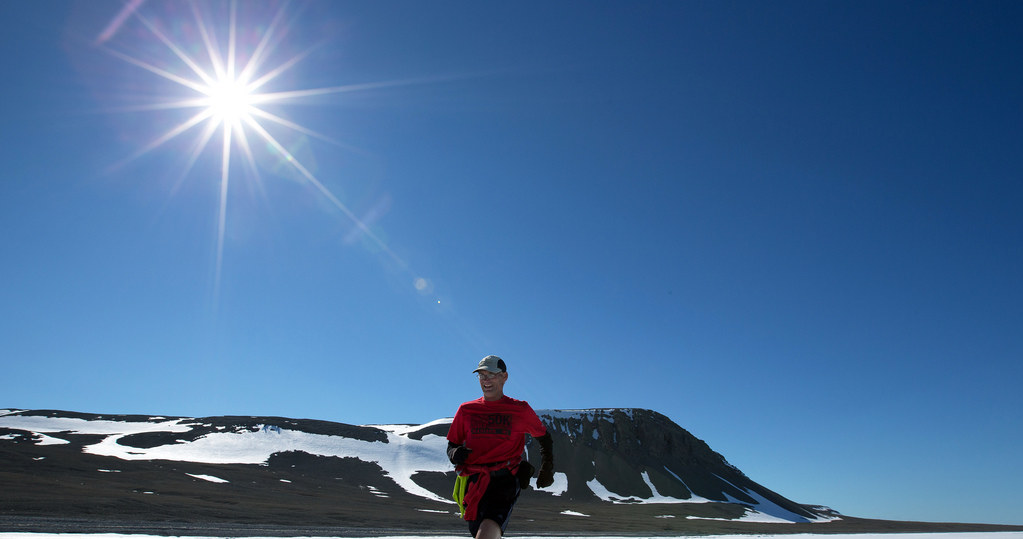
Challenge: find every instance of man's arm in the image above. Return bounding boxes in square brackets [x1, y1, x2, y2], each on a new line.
[535, 432, 554, 488]
[446, 406, 469, 466]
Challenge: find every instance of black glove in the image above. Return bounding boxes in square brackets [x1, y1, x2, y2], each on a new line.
[537, 461, 554, 488]
[516, 461, 535, 489]
[447, 442, 471, 465]
[535, 432, 554, 488]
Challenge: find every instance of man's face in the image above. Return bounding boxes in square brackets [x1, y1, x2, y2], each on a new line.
[477, 370, 507, 401]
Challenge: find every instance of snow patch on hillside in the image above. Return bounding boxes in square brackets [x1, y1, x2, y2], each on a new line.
[369, 417, 452, 435]
[186, 473, 228, 483]
[712, 473, 839, 523]
[536, 472, 569, 495]
[0, 415, 193, 436]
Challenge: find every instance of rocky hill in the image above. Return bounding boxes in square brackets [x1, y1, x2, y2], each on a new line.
[2, 408, 1018, 536]
[533, 409, 819, 519]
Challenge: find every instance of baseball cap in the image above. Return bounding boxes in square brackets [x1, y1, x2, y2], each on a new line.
[473, 355, 507, 374]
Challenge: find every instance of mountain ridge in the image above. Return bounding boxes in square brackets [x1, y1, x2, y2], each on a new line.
[2, 407, 1020, 535]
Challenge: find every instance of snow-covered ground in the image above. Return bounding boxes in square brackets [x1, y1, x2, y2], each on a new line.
[2, 533, 1022, 539]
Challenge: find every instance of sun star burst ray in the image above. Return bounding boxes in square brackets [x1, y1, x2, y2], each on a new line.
[99, 0, 417, 306]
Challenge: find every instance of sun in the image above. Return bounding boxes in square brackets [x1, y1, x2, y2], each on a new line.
[203, 76, 255, 124]
[93, 1, 411, 303]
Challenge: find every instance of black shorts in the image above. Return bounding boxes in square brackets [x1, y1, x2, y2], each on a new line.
[467, 469, 520, 537]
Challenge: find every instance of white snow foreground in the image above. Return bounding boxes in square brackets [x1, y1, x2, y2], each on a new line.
[2, 533, 1022, 539]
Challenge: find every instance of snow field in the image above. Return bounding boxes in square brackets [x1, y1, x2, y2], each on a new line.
[2, 533, 1022, 539]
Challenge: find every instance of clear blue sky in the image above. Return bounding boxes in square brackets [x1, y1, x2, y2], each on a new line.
[2, 0, 1020, 527]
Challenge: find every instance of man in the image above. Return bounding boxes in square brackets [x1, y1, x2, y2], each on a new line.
[447, 355, 554, 538]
